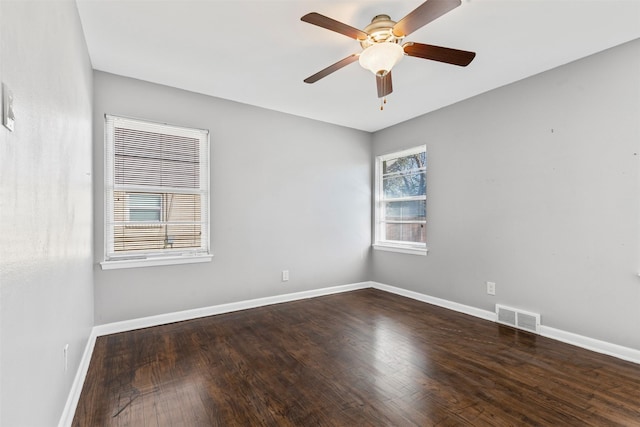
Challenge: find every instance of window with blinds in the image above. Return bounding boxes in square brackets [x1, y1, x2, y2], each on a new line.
[103, 115, 210, 266]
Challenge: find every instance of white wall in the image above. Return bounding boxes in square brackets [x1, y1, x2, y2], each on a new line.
[0, 1, 94, 425]
[92, 71, 372, 325]
[372, 39, 640, 351]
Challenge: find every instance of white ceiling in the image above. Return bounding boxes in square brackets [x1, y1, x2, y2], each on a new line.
[75, 0, 640, 132]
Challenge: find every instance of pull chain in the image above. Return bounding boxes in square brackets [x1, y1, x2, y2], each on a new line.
[379, 97, 388, 111]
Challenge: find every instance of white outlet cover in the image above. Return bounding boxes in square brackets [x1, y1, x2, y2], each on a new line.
[486, 281, 496, 295]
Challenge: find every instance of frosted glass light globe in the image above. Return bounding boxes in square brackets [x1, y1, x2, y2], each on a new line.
[359, 43, 404, 75]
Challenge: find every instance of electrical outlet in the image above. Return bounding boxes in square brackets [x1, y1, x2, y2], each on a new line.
[486, 281, 496, 296]
[282, 270, 289, 282]
[63, 344, 69, 372]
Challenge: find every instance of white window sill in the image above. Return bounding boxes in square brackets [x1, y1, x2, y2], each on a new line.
[373, 244, 427, 256]
[100, 254, 213, 270]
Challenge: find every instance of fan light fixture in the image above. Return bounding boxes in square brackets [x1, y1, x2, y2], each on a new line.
[301, 0, 477, 107]
[358, 42, 404, 76]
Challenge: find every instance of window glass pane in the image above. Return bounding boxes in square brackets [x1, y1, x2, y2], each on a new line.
[384, 200, 426, 221]
[130, 209, 161, 222]
[164, 193, 201, 222]
[129, 193, 161, 208]
[383, 171, 426, 198]
[128, 193, 161, 222]
[383, 151, 426, 174]
[113, 224, 202, 252]
[384, 223, 426, 244]
[113, 192, 202, 252]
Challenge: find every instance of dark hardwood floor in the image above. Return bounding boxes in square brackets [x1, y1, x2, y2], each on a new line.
[73, 289, 640, 426]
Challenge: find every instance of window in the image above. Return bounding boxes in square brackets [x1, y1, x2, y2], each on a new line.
[102, 115, 211, 269]
[374, 145, 427, 255]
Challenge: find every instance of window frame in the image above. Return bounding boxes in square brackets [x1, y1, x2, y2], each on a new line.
[101, 115, 212, 270]
[373, 145, 428, 256]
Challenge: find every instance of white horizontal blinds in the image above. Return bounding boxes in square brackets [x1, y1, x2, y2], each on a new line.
[378, 146, 427, 245]
[105, 115, 209, 260]
[114, 127, 200, 188]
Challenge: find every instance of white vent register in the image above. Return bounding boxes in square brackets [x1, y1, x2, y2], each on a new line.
[496, 305, 540, 334]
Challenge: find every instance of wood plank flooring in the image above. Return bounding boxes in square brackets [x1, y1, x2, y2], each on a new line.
[73, 289, 640, 426]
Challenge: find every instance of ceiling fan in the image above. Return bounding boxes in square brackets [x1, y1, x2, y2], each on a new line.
[301, 0, 476, 107]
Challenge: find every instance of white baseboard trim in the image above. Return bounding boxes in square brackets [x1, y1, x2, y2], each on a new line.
[371, 281, 640, 365]
[539, 325, 640, 365]
[57, 329, 98, 427]
[371, 282, 497, 322]
[59, 280, 640, 426]
[92, 281, 372, 337]
[58, 281, 372, 427]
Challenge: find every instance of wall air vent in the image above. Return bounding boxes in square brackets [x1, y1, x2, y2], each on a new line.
[495, 304, 540, 334]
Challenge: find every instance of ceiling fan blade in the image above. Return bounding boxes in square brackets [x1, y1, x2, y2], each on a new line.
[404, 42, 475, 66]
[301, 12, 368, 40]
[393, 0, 461, 37]
[376, 72, 393, 98]
[304, 54, 359, 84]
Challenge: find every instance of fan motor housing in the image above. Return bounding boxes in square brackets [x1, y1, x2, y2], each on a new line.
[360, 14, 402, 49]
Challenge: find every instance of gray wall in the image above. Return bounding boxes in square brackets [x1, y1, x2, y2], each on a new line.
[0, 4, 636, 424]
[93, 71, 372, 325]
[0, 1, 94, 426]
[372, 39, 640, 351]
